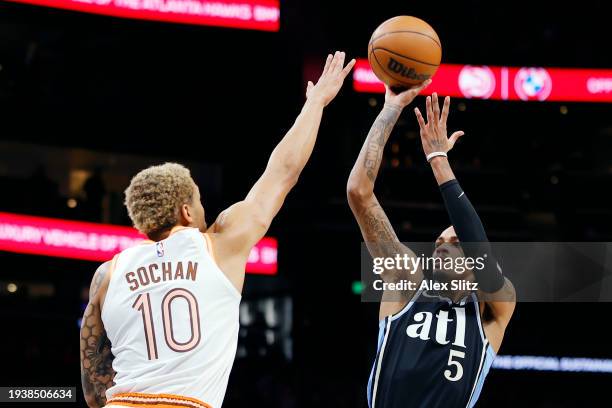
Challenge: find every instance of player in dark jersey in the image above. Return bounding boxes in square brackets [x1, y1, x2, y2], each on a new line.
[347, 84, 516, 408]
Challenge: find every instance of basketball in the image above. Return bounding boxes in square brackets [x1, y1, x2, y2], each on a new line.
[368, 16, 442, 91]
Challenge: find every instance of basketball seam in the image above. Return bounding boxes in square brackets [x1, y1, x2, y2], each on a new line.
[373, 46, 440, 67]
[369, 49, 426, 87]
[370, 50, 412, 87]
[369, 30, 442, 49]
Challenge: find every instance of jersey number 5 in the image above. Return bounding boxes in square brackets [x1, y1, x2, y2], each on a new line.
[444, 349, 465, 382]
[132, 288, 202, 360]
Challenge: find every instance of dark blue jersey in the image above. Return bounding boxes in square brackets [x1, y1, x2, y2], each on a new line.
[367, 291, 496, 408]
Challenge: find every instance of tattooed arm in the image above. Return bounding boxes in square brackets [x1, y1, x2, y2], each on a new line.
[80, 262, 115, 408]
[347, 82, 430, 319]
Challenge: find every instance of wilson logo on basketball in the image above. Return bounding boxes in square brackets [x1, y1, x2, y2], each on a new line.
[387, 58, 431, 82]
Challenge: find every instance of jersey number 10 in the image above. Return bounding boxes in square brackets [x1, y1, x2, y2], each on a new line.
[132, 288, 202, 360]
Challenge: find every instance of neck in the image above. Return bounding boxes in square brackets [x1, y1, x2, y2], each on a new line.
[432, 280, 470, 303]
[149, 225, 190, 242]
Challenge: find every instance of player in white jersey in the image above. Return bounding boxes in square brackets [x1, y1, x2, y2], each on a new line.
[79, 52, 356, 408]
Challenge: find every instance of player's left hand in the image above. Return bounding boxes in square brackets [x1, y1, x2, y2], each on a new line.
[414, 93, 464, 156]
[306, 51, 356, 107]
[384, 79, 431, 109]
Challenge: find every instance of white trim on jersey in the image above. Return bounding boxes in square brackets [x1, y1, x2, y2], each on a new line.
[388, 289, 423, 322]
[101, 227, 240, 408]
[420, 289, 470, 306]
[371, 317, 392, 408]
[466, 339, 489, 408]
[471, 293, 486, 344]
[193, 232, 241, 300]
[100, 252, 121, 319]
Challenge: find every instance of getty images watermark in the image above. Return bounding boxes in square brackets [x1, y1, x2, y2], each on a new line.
[360, 242, 612, 302]
[372, 252, 486, 292]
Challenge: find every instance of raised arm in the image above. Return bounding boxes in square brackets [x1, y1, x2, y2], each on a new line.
[347, 82, 432, 255]
[346, 82, 429, 318]
[414, 93, 515, 349]
[208, 52, 355, 291]
[80, 262, 115, 408]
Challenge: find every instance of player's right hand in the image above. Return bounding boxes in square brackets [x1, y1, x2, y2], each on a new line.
[384, 79, 432, 109]
[306, 51, 356, 107]
[414, 93, 465, 156]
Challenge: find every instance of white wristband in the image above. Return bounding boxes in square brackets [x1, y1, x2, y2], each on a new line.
[426, 151, 448, 162]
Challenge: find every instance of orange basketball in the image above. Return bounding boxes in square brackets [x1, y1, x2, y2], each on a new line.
[368, 16, 442, 91]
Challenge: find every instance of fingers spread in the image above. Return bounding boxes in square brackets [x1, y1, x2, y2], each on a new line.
[335, 51, 346, 75]
[323, 54, 333, 75]
[417, 79, 432, 94]
[449, 131, 465, 146]
[426, 96, 433, 124]
[329, 51, 341, 73]
[414, 108, 426, 129]
[432, 92, 440, 123]
[440, 96, 451, 124]
[341, 58, 356, 78]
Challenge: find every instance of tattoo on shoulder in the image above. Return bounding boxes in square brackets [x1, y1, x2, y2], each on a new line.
[90, 263, 109, 300]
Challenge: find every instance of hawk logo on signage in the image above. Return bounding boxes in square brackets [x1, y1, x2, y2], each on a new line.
[515, 68, 553, 101]
[458, 66, 496, 99]
[353, 59, 612, 102]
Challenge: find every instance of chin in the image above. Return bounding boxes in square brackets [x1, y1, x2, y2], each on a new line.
[432, 270, 456, 282]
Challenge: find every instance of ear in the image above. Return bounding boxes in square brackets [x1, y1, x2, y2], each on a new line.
[180, 204, 193, 225]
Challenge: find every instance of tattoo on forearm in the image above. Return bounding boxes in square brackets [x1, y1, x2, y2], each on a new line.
[360, 201, 413, 283]
[363, 105, 402, 182]
[80, 264, 115, 407]
[361, 202, 397, 243]
[360, 201, 406, 255]
[351, 105, 417, 287]
[80, 302, 115, 407]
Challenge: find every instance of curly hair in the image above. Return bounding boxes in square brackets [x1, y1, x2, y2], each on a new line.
[124, 163, 195, 237]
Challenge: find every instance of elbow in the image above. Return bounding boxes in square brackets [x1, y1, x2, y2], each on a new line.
[346, 180, 373, 206]
[284, 166, 300, 188]
[81, 374, 103, 408]
[84, 394, 101, 408]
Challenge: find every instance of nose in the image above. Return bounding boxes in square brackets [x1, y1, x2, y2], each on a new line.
[435, 247, 449, 257]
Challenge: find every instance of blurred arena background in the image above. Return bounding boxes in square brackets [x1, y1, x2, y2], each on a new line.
[0, 0, 611, 406]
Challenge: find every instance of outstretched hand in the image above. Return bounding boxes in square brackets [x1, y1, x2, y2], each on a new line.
[384, 79, 432, 109]
[414, 93, 464, 158]
[306, 51, 356, 107]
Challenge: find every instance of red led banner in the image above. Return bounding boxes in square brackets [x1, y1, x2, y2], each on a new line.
[245, 236, 277, 275]
[0, 212, 277, 274]
[353, 59, 612, 103]
[7, 0, 280, 31]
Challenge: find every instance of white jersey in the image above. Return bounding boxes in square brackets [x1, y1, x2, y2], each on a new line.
[101, 227, 241, 408]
